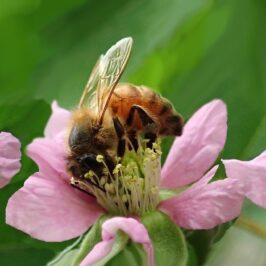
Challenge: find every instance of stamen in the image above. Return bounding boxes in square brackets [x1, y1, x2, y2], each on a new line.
[71, 138, 161, 216]
[96, 155, 104, 163]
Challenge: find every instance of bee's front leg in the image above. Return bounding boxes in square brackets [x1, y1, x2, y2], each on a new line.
[113, 117, 126, 157]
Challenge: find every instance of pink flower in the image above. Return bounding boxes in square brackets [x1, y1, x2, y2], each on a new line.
[6, 100, 250, 265]
[0, 132, 21, 188]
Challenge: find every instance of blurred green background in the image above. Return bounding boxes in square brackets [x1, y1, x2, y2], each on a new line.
[0, 0, 266, 265]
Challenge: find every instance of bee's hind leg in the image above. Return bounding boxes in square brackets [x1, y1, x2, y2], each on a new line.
[113, 117, 126, 157]
[126, 105, 157, 149]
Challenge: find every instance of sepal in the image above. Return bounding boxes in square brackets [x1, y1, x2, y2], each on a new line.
[142, 211, 188, 266]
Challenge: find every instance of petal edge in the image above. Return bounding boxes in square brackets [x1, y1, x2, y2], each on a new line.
[161, 100, 227, 189]
[6, 172, 104, 241]
[159, 177, 244, 229]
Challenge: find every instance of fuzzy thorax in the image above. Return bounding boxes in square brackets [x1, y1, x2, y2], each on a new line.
[71, 141, 161, 216]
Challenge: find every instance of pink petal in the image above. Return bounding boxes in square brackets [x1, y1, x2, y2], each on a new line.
[44, 101, 71, 139]
[159, 169, 244, 229]
[80, 217, 154, 266]
[0, 132, 21, 188]
[223, 152, 266, 208]
[248, 151, 266, 164]
[6, 172, 104, 241]
[27, 136, 69, 181]
[191, 165, 219, 189]
[81, 241, 114, 266]
[161, 100, 227, 189]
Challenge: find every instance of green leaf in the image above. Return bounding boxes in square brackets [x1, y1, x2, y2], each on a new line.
[187, 244, 198, 266]
[34, 0, 210, 107]
[131, 0, 266, 161]
[241, 113, 266, 159]
[0, 247, 54, 266]
[142, 211, 188, 266]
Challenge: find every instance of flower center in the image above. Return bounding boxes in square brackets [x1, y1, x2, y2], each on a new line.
[71, 140, 161, 216]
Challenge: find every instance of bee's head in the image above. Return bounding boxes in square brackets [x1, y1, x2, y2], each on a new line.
[69, 122, 109, 149]
[68, 124, 95, 152]
[68, 108, 100, 150]
[77, 153, 101, 175]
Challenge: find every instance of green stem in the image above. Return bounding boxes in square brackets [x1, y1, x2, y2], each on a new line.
[236, 216, 266, 239]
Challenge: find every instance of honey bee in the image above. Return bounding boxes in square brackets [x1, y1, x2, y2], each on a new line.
[67, 37, 183, 184]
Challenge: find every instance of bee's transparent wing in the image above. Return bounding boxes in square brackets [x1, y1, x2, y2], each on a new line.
[79, 37, 133, 123]
[78, 59, 100, 110]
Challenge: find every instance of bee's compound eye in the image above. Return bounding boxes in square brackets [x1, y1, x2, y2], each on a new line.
[78, 153, 101, 171]
[69, 125, 90, 148]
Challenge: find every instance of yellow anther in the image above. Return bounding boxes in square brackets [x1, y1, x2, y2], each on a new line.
[152, 142, 158, 149]
[151, 154, 157, 161]
[104, 183, 115, 194]
[122, 194, 128, 203]
[113, 169, 118, 175]
[151, 186, 159, 194]
[104, 183, 109, 190]
[116, 164, 122, 169]
[84, 170, 94, 179]
[145, 147, 152, 154]
[124, 175, 131, 181]
[113, 163, 123, 174]
[115, 156, 121, 163]
[112, 196, 120, 203]
[137, 178, 144, 188]
[103, 168, 109, 175]
[108, 183, 115, 194]
[100, 177, 106, 186]
[96, 155, 104, 163]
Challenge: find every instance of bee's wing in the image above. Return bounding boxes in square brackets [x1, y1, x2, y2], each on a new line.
[79, 37, 133, 124]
